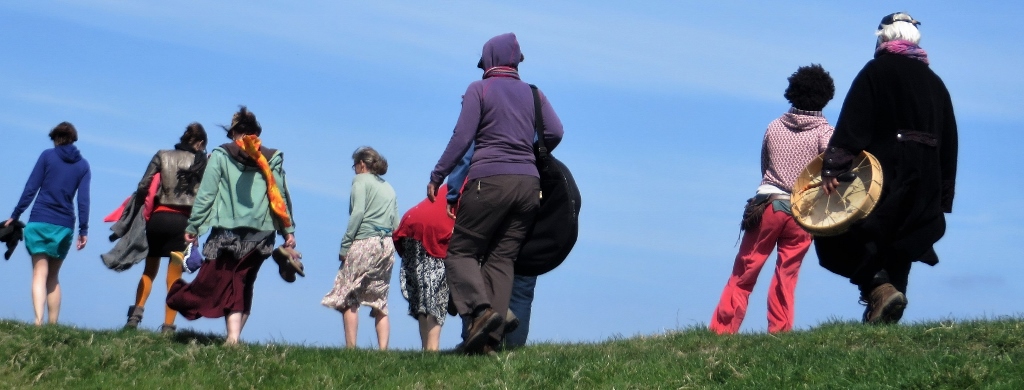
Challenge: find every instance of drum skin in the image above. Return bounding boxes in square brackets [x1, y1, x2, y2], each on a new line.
[791, 151, 883, 236]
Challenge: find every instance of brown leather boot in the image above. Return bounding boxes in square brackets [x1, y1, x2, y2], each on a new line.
[461, 308, 503, 354]
[864, 283, 907, 324]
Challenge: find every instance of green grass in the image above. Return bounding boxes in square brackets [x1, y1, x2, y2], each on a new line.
[2, 318, 1023, 389]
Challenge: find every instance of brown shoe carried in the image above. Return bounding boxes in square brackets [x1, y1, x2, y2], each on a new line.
[462, 308, 503, 354]
[272, 247, 305, 283]
[864, 283, 907, 324]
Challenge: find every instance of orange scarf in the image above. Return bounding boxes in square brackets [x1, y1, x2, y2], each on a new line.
[235, 135, 292, 228]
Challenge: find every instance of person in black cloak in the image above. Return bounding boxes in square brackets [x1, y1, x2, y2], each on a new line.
[817, 12, 958, 324]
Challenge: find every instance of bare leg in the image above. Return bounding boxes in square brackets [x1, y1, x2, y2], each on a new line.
[30, 254, 50, 326]
[417, 315, 441, 351]
[373, 309, 390, 350]
[45, 258, 64, 324]
[342, 306, 359, 348]
[225, 312, 244, 345]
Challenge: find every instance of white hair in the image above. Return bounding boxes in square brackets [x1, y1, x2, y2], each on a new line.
[876, 21, 921, 45]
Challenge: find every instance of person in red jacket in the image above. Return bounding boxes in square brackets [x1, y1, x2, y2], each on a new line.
[393, 184, 455, 351]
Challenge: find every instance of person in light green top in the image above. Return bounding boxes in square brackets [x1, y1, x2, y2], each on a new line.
[185, 139, 295, 239]
[322, 146, 399, 349]
[167, 106, 298, 346]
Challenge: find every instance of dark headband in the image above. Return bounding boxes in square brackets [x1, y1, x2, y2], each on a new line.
[878, 12, 921, 30]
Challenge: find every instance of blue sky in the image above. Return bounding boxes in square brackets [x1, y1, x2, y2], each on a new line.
[1, 1, 1022, 350]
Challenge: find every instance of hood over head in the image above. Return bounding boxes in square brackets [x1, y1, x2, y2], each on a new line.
[477, 33, 523, 70]
[55, 144, 82, 163]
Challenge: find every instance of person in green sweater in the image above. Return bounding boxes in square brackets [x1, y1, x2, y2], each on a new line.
[166, 106, 299, 346]
[322, 146, 399, 350]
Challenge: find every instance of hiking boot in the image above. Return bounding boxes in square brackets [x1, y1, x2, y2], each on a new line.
[462, 308, 503, 354]
[863, 283, 907, 324]
[124, 305, 144, 329]
[503, 309, 519, 335]
[160, 324, 177, 334]
[479, 343, 499, 357]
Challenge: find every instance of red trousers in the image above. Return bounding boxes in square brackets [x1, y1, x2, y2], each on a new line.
[710, 204, 811, 334]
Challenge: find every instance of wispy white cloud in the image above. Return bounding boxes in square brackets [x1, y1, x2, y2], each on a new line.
[11, 91, 126, 117]
[10, 1, 1020, 120]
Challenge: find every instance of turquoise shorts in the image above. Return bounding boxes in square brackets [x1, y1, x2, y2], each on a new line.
[24, 222, 74, 260]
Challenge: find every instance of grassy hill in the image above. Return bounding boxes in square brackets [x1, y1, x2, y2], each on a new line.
[2, 318, 1022, 388]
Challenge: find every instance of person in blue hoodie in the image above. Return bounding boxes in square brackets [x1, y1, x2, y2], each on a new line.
[5, 122, 91, 326]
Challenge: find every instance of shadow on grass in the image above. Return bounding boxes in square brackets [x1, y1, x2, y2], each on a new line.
[168, 328, 226, 346]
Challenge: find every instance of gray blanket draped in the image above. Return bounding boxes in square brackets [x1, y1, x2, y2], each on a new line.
[101, 194, 149, 271]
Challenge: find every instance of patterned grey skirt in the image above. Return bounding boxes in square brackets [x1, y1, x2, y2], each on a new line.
[322, 236, 395, 315]
[397, 238, 450, 325]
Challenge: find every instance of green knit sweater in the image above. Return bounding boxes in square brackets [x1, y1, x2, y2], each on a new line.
[339, 173, 398, 257]
[185, 147, 295, 237]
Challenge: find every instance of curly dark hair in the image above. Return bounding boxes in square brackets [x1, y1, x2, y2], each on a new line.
[784, 64, 835, 111]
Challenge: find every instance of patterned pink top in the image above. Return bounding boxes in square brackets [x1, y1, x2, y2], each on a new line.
[760, 108, 834, 193]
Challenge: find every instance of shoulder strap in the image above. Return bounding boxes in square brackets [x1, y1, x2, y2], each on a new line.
[529, 84, 548, 160]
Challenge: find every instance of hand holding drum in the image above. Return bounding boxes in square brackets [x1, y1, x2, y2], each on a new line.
[791, 151, 883, 236]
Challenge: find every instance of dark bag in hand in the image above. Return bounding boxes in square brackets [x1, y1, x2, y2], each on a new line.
[515, 85, 582, 277]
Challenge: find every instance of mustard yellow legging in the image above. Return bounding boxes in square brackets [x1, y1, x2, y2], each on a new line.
[134, 253, 183, 325]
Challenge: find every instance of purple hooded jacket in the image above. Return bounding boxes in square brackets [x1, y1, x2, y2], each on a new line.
[430, 33, 564, 184]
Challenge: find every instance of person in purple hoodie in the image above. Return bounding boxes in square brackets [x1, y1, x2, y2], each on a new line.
[5, 122, 91, 326]
[426, 32, 563, 354]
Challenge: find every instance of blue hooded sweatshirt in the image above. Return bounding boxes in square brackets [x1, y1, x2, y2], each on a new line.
[11, 144, 91, 236]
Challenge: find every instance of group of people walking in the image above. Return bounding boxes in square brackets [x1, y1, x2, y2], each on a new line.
[4, 11, 958, 351]
[5, 32, 559, 354]
[710, 12, 958, 333]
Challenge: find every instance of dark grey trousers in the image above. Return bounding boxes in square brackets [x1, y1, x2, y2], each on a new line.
[444, 174, 540, 341]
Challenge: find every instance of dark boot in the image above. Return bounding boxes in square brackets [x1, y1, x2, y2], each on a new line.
[124, 305, 144, 329]
[160, 324, 177, 334]
[461, 308, 502, 355]
[863, 283, 907, 324]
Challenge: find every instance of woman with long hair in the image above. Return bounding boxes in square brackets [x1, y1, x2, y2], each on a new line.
[123, 123, 208, 333]
[166, 106, 299, 345]
[5, 122, 91, 326]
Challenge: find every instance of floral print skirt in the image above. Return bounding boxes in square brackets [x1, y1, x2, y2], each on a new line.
[398, 238, 450, 325]
[321, 236, 395, 315]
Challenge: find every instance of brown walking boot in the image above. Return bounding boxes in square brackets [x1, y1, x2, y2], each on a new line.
[863, 283, 907, 324]
[461, 308, 503, 354]
[124, 305, 144, 329]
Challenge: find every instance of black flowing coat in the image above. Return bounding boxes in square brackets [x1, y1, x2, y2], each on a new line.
[816, 52, 958, 279]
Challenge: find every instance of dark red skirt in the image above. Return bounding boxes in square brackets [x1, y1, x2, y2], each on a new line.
[167, 252, 266, 319]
